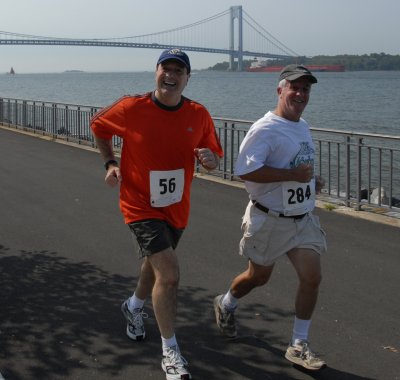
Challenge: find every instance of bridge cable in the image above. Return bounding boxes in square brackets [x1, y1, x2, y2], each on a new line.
[243, 11, 300, 57]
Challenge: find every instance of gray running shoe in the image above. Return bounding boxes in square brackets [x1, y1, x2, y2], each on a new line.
[161, 346, 192, 380]
[120, 299, 148, 341]
[285, 340, 326, 370]
[213, 294, 237, 338]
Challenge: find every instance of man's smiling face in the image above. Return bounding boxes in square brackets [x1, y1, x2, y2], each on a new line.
[276, 77, 312, 122]
[155, 60, 190, 106]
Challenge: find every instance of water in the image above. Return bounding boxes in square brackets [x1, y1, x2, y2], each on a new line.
[1, 70, 400, 136]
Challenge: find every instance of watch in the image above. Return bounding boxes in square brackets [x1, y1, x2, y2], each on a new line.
[104, 159, 118, 170]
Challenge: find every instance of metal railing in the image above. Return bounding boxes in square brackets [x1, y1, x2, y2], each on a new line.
[1, 97, 399, 212]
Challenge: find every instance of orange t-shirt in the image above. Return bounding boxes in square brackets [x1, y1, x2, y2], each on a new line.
[91, 92, 223, 228]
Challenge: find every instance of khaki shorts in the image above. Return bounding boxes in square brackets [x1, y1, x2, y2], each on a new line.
[239, 201, 327, 266]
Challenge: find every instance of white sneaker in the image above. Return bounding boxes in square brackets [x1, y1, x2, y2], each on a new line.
[161, 346, 192, 380]
[120, 299, 147, 341]
[285, 340, 326, 370]
[213, 294, 237, 338]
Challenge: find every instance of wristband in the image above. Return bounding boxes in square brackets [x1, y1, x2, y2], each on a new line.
[104, 159, 118, 170]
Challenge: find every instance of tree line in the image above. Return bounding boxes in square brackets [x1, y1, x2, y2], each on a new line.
[208, 53, 400, 71]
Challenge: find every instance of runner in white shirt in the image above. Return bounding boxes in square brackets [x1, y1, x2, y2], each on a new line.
[214, 64, 327, 371]
[235, 111, 317, 216]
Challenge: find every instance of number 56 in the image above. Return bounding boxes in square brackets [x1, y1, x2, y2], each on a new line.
[159, 178, 176, 194]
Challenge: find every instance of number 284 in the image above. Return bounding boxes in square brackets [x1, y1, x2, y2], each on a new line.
[287, 185, 312, 204]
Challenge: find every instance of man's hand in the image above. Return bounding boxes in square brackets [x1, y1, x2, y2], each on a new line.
[194, 148, 218, 170]
[315, 175, 325, 194]
[105, 166, 122, 187]
[292, 163, 314, 183]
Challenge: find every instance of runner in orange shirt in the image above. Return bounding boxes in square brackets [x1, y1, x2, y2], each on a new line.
[91, 49, 223, 380]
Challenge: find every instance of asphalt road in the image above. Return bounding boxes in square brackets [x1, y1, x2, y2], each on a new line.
[0, 127, 399, 380]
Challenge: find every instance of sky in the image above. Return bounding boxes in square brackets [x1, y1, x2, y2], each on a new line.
[1, 0, 399, 73]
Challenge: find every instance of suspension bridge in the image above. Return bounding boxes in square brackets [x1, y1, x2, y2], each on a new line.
[0, 6, 299, 71]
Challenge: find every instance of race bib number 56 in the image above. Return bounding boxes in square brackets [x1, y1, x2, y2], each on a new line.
[150, 169, 184, 207]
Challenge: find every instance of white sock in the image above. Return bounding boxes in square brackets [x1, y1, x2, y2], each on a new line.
[221, 290, 238, 310]
[292, 316, 311, 344]
[128, 293, 145, 311]
[162, 335, 179, 355]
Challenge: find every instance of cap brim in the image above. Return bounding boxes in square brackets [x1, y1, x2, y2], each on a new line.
[284, 73, 318, 83]
[158, 57, 190, 71]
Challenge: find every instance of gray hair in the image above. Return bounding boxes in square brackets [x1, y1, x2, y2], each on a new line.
[278, 79, 289, 88]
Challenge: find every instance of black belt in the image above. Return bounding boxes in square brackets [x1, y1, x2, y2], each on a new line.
[251, 200, 307, 220]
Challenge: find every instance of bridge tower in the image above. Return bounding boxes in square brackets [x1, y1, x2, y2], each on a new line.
[229, 6, 243, 71]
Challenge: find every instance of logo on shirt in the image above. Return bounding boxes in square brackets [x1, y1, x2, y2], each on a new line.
[290, 142, 314, 168]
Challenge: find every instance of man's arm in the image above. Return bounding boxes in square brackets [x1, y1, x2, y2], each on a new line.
[94, 135, 122, 187]
[240, 163, 314, 183]
[94, 136, 116, 163]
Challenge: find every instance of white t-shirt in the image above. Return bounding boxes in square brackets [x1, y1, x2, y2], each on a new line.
[235, 111, 316, 215]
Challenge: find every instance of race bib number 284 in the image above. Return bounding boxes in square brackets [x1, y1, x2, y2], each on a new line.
[282, 179, 315, 215]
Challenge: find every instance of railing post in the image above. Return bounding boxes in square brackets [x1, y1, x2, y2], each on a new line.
[223, 122, 228, 179]
[14, 99, 18, 127]
[230, 123, 235, 180]
[33, 102, 36, 132]
[0, 98, 3, 124]
[77, 106, 81, 144]
[345, 136, 351, 207]
[367, 147, 372, 202]
[389, 150, 393, 208]
[90, 107, 96, 147]
[52, 103, 57, 137]
[22, 100, 27, 128]
[7, 99, 11, 126]
[65, 105, 70, 141]
[327, 142, 331, 195]
[41, 102, 46, 135]
[318, 140, 322, 177]
[355, 138, 363, 210]
[336, 143, 340, 200]
[378, 149, 382, 206]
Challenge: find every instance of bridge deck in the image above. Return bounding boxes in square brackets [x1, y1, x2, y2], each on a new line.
[1, 127, 399, 380]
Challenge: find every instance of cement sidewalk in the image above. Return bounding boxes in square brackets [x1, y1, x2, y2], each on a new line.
[0, 127, 399, 380]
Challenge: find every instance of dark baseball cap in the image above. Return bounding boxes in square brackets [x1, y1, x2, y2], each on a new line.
[157, 48, 191, 73]
[279, 64, 317, 83]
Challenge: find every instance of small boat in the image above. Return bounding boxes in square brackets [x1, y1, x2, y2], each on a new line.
[246, 60, 345, 73]
[7, 67, 15, 75]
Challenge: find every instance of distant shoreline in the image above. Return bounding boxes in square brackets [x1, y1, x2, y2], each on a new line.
[208, 53, 400, 72]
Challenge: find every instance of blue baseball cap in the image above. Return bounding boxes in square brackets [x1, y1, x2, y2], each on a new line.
[157, 48, 191, 74]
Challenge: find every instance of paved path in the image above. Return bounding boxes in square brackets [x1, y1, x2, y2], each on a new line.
[0, 127, 399, 380]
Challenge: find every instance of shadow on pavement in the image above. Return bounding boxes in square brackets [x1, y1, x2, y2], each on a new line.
[0, 245, 156, 380]
[0, 244, 381, 380]
[293, 365, 375, 380]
